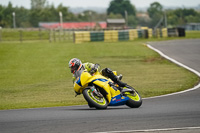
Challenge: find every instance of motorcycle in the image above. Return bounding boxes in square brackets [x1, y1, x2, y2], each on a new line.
[73, 69, 142, 109]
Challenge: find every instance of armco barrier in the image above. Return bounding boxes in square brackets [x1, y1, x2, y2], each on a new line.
[90, 31, 104, 42]
[148, 29, 153, 38]
[74, 31, 90, 43]
[143, 30, 148, 38]
[73, 28, 184, 43]
[167, 28, 178, 37]
[74, 29, 152, 43]
[137, 30, 143, 38]
[118, 30, 129, 41]
[177, 28, 185, 37]
[83, 32, 90, 42]
[156, 29, 161, 38]
[162, 28, 168, 37]
[129, 29, 138, 40]
[104, 30, 118, 42]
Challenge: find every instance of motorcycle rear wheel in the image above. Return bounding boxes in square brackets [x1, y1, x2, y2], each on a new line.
[125, 89, 142, 108]
[83, 88, 108, 109]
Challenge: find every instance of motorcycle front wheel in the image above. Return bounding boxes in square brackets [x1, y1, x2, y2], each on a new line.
[125, 89, 142, 108]
[83, 88, 108, 109]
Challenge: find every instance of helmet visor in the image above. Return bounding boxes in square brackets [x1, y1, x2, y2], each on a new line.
[70, 66, 77, 74]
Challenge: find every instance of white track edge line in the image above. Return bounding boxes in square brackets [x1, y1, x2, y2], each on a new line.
[92, 126, 200, 133]
[144, 44, 200, 99]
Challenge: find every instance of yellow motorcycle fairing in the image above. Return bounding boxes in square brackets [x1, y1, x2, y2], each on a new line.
[74, 70, 121, 103]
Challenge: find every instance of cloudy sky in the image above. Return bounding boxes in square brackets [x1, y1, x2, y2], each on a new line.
[1, 0, 200, 8]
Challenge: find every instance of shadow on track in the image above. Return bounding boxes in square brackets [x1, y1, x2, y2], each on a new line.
[64, 105, 139, 111]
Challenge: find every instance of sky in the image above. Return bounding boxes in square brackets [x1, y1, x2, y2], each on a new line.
[1, 0, 200, 9]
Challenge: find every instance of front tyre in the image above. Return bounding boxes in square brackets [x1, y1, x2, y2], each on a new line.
[125, 89, 142, 108]
[83, 88, 108, 109]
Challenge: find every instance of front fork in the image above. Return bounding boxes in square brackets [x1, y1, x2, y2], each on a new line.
[90, 86, 103, 98]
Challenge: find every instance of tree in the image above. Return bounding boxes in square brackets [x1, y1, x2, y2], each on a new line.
[167, 8, 200, 26]
[15, 7, 31, 28]
[1, 1, 77, 28]
[57, 4, 74, 21]
[166, 10, 179, 26]
[107, 0, 136, 17]
[107, 13, 123, 19]
[29, 0, 47, 27]
[2, 2, 14, 27]
[31, 0, 47, 9]
[29, 0, 76, 27]
[147, 2, 163, 28]
[0, 5, 6, 27]
[128, 15, 138, 27]
[147, 2, 163, 18]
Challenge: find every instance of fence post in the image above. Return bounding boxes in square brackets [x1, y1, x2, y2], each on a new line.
[68, 30, 70, 40]
[53, 29, 56, 42]
[58, 29, 61, 42]
[19, 30, 23, 43]
[0, 28, 2, 42]
[39, 28, 42, 40]
[49, 29, 52, 43]
[64, 30, 66, 41]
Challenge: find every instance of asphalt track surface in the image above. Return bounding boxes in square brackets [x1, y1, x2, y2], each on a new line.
[0, 39, 200, 133]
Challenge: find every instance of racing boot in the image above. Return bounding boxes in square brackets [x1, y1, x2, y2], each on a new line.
[102, 68, 127, 87]
[117, 74, 123, 80]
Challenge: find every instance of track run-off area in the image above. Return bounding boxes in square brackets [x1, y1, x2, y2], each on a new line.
[0, 39, 200, 133]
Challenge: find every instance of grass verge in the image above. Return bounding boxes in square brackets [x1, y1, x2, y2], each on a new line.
[0, 36, 199, 110]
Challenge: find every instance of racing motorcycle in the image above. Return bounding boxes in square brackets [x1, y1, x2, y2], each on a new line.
[73, 69, 142, 109]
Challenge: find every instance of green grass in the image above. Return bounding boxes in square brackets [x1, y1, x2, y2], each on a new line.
[0, 32, 199, 110]
[186, 31, 200, 38]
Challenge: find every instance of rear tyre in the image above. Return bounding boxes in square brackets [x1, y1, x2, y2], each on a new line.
[83, 88, 108, 109]
[125, 89, 142, 108]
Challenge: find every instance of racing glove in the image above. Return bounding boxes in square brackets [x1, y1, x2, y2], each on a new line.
[90, 64, 100, 74]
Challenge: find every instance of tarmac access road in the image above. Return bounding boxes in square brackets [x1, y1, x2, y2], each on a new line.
[0, 39, 200, 133]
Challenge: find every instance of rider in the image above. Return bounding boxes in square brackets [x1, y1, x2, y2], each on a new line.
[68, 58, 127, 88]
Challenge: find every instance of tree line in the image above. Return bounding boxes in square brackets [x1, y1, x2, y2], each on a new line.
[0, 0, 200, 28]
